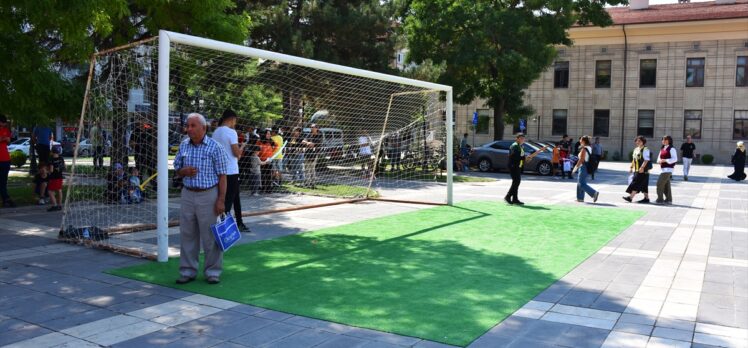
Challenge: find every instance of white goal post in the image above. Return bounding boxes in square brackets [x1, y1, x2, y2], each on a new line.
[154, 30, 454, 262]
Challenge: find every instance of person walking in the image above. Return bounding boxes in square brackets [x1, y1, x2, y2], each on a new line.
[680, 135, 695, 181]
[656, 135, 678, 204]
[212, 109, 249, 233]
[270, 127, 284, 187]
[286, 127, 305, 184]
[89, 120, 104, 170]
[0, 115, 16, 208]
[728, 141, 746, 181]
[590, 137, 603, 180]
[572, 136, 600, 203]
[173, 113, 228, 285]
[624, 135, 652, 204]
[559, 135, 573, 179]
[505, 133, 547, 205]
[303, 124, 323, 189]
[32, 124, 53, 166]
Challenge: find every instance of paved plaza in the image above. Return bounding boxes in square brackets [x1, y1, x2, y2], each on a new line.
[0, 162, 746, 348]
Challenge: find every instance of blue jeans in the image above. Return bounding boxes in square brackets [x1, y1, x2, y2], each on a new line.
[577, 165, 597, 200]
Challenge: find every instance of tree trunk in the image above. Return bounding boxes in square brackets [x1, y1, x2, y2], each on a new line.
[111, 62, 130, 168]
[492, 99, 506, 141]
[282, 88, 303, 128]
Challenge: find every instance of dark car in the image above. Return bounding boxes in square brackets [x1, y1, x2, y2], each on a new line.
[469, 140, 554, 175]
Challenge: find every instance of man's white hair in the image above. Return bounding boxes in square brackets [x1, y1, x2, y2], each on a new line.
[186, 113, 207, 126]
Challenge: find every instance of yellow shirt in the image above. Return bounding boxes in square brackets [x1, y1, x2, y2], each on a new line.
[271, 135, 284, 159]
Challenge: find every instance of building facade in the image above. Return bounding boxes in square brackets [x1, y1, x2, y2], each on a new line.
[455, 0, 748, 164]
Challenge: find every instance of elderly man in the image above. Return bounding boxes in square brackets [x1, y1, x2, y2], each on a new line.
[173, 113, 228, 285]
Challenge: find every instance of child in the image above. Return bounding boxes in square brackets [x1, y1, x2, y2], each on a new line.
[128, 167, 143, 204]
[249, 146, 268, 196]
[33, 165, 49, 205]
[106, 163, 128, 203]
[46, 146, 65, 211]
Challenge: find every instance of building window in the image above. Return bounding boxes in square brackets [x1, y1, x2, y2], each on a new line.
[593, 110, 610, 137]
[735, 110, 748, 139]
[686, 58, 705, 87]
[637, 110, 655, 138]
[684, 110, 702, 139]
[640, 59, 657, 88]
[552, 109, 567, 136]
[475, 109, 490, 134]
[554, 61, 569, 88]
[737, 56, 747, 87]
[595, 60, 612, 88]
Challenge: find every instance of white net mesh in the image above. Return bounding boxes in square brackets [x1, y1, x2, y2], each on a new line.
[62, 36, 449, 258]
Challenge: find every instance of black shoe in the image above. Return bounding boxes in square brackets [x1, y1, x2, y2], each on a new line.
[655, 199, 665, 204]
[206, 276, 220, 284]
[175, 276, 196, 284]
[622, 196, 632, 203]
[237, 222, 251, 233]
[504, 196, 513, 205]
[47, 205, 61, 212]
[512, 200, 525, 205]
[593, 192, 599, 203]
[637, 198, 650, 204]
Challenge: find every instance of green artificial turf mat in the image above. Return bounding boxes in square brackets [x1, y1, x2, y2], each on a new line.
[109, 201, 644, 346]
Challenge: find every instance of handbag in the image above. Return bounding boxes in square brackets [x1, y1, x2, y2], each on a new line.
[211, 214, 242, 252]
[562, 159, 571, 172]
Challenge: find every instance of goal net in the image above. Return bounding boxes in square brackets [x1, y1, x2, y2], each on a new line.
[62, 31, 452, 260]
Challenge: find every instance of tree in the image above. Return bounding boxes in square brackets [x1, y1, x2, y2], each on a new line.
[1, 1, 251, 169]
[404, 0, 624, 140]
[0, 1, 250, 123]
[241, 0, 399, 126]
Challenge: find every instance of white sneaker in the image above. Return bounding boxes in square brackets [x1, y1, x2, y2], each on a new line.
[252, 193, 259, 197]
[38, 198, 47, 205]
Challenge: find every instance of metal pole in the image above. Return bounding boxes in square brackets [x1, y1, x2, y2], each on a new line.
[446, 89, 454, 206]
[157, 31, 170, 262]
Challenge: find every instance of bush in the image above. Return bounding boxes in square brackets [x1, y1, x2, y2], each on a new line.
[10, 151, 27, 168]
[701, 154, 714, 165]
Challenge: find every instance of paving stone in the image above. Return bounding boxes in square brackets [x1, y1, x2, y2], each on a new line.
[0, 322, 53, 346]
[313, 335, 371, 348]
[646, 337, 691, 348]
[619, 313, 657, 326]
[613, 322, 654, 336]
[263, 329, 337, 348]
[601, 331, 651, 348]
[179, 314, 275, 340]
[651, 327, 694, 342]
[654, 318, 695, 332]
[228, 304, 267, 316]
[230, 322, 305, 347]
[555, 325, 610, 348]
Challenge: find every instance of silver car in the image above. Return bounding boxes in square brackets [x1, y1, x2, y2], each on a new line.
[469, 140, 554, 175]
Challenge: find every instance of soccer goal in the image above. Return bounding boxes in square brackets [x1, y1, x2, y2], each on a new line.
[62, 30, 453, 261]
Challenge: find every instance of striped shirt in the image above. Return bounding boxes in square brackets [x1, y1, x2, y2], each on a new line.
[174, 135, 228, 189]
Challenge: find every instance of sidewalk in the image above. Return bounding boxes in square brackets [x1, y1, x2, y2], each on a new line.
[1, 162, 746, 347]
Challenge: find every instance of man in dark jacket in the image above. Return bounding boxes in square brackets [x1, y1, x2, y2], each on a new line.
[505, 133, 528, 205]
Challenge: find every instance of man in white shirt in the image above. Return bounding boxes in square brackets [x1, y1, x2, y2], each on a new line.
[656, 135, 678, 205]
[212, 109, 249, 232]
[359, 132, 374, 178]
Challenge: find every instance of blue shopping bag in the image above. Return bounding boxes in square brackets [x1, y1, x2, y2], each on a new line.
[211, 214, 242, 252]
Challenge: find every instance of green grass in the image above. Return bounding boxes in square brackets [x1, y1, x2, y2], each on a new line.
[109, 201, 644, 346]
[281, 183, 377, 198]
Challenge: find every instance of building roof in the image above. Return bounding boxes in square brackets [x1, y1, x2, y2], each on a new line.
[605, 0, 748, 25]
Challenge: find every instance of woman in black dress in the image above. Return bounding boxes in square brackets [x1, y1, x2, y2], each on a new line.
[728, 141, 746, 181]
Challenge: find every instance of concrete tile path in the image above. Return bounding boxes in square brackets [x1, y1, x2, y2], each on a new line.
[1, 162, 746, 347]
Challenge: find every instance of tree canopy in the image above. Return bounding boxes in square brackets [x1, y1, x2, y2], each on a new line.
[404, 0, 625, 140]
[0, 0, 250, 124]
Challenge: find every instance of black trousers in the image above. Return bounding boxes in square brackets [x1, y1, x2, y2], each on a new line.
[506, 167, 522, 201]
[224, 174, 244, 224]
[0, 161, 10, 202]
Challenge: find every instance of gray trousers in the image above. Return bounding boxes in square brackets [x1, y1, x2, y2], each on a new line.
[179, 187, 222, 278]
[656, 172, 673, 202]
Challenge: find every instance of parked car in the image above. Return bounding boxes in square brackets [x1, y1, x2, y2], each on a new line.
[8, 138, 31, 155]
[469, 140, 554, 175]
